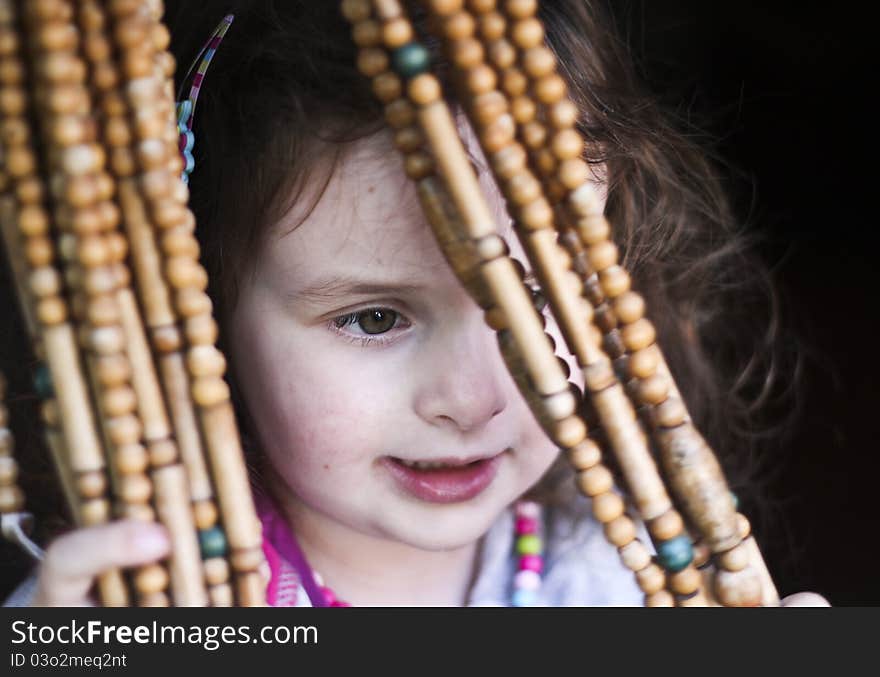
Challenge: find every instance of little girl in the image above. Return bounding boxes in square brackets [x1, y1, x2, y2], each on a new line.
[4, 0, 826, 606]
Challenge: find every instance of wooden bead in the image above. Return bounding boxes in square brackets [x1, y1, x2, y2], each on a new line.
[619, 539, 652, 572]
[552, 415, 585, 448]
[340, 0, 371, 23]
[192, 376, 230, 407]
[443, 11, 475, 40]
[106, 413, 142, 445]
[230, 546, 265, 573]
[488, 39, 515, 70]
[352, 19, 382, 47]
[592, 491, 625, 523]
[693, 541, 712, 568]
[119, 473, 152, 504]
[505, 0, 538, 18]
[599, 265, 630, 298]
[0, 456, 18, 484]
[138, 591, 169, 607]
[29, 267, 61, 298]
[1, 117, 30, 147]
[510, 17, 544, 49]
[558, 158, 589, 189]
[620, 318, 655, 352]
[79, 498, 110, 525]
[567, 438, 601, 470]
[102, 385, 136, 417]
[209, 584, 234, 607]
[123, 502, 156, 523]
[471, 90, 506, 125]
[148, 439, 177, 467]
[577, 464, 612, 497]
[507, 171, 542, 206]
[717, 542, 750, 572]
[15, 177, 45, 204]
[407, 73, 440, 105]
[383, 18, 413, 48]
[204, 556, 230, 586]
[87, 294, 121, 327]
[76, 470, 107, 499]
[509, 95, 536, 124]
[550, 128, 582, 161]
[404, 151, 434, 180]
[176, 288, 212, 317]
[582, 359, 615, 392]
[194, 499, 219, 531]
[357, 47, 388, 78]
[604, 514, 638, 547]
[613, 291, 644, 324]
[501, 67, 527, 97]
[116, 443, 148, 474]
[184, 315, 218, 346]
[465, 63, 496, 94]
[468, 0, 496, 14]
[133, 563, 168, 595]
[187, 345, 226, 378]
[0, 485, 24, 512]
[384, 98, 415, 128]
[649, 509, 683, 541]
[519, 197, 553, 230]
[490, 144, 527, 179]
[542, 389, 576, 420]
[36, 297, 67, 325]
[653, 397, 687, 428]
[714, 567, 762, 607]
[628, 347, 658, 380]
[89, 325, 125, 354]
[645, 590, 675, 607]
[428, 0, 464, 15]
[549, 99, 578, 129]
[393, 126, 423, 153]
[668, 566, 701, 596]
[635, 562, 665, 594]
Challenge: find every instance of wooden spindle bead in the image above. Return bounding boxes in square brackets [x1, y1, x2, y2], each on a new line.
[717, 541, 750, 572]
[714, 567, 762, 607]
[653, 396, 687, 429]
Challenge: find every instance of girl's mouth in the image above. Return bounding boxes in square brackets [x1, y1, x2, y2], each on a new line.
[382, 453, 504, 504]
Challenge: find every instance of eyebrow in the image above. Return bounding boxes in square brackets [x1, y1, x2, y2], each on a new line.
[290, 275, 425, 304]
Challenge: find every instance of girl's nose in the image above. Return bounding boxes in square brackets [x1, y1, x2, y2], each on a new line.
[412, 311, 510, 434]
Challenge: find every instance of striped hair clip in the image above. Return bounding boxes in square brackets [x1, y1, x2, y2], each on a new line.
[175, 14, 235, 183]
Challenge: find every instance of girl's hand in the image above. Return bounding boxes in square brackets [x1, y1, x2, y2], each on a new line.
[780, 592, 830, 607]
[31, 520, 169, 606]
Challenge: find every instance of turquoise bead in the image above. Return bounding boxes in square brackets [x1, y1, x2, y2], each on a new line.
[198, 526, 228, 559]
[33, 364, 53, 399]
[656, 535, 694, 573]
[391, 43, 430, 79]
[516, 534, 542, 556]
[730, 491, 740, 511]
[511, 588, 538, 607]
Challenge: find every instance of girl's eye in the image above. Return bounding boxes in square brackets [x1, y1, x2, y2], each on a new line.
[333, 307, 405, 336]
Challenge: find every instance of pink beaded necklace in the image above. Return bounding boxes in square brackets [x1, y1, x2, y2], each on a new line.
[302, 500, 545, 607]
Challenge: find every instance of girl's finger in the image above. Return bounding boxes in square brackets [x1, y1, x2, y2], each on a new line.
[32, 520, 169, 606]
[780, 592, 830, 607]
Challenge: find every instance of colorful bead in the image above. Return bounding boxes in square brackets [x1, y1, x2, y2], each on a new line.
[391, 43, 430, 79]
[516, 533, 542, 555]
[33, 363, 53, 398]
[519, 554, 543, 573]
[515, 500, 540, 519]
[515, 516, 538, 534]
[656, 535, 694, 573]
[514, 569, 541, 591]
[198, 526, 228, 559]
[511, 587, 539, 607]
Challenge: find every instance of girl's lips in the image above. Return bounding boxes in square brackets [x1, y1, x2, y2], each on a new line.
[383, 453, 503, 504]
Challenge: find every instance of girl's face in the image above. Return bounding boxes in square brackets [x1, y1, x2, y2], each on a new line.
[228, 129, 585, 553]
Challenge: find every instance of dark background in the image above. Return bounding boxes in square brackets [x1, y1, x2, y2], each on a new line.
[607, 2, 877, 604]
[2, 4, 877, 605]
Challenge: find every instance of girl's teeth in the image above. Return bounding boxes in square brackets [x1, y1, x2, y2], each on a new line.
[399, 459, 462, 470]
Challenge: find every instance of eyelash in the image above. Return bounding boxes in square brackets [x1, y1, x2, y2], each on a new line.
[328, 306, 411, 347]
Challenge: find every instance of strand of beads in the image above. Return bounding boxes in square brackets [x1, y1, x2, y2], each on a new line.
[105, 0, 264, 606]
[494, 0, 774, 606]
[421, 0, 694, 607]
[0, 373, 25, 518]
[0, 0, 127, 606]
[466, 0, 706, 607]
[512, 500, 543, 606]
[78, 0, 220, 607]
[21, 0, 175, 606]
